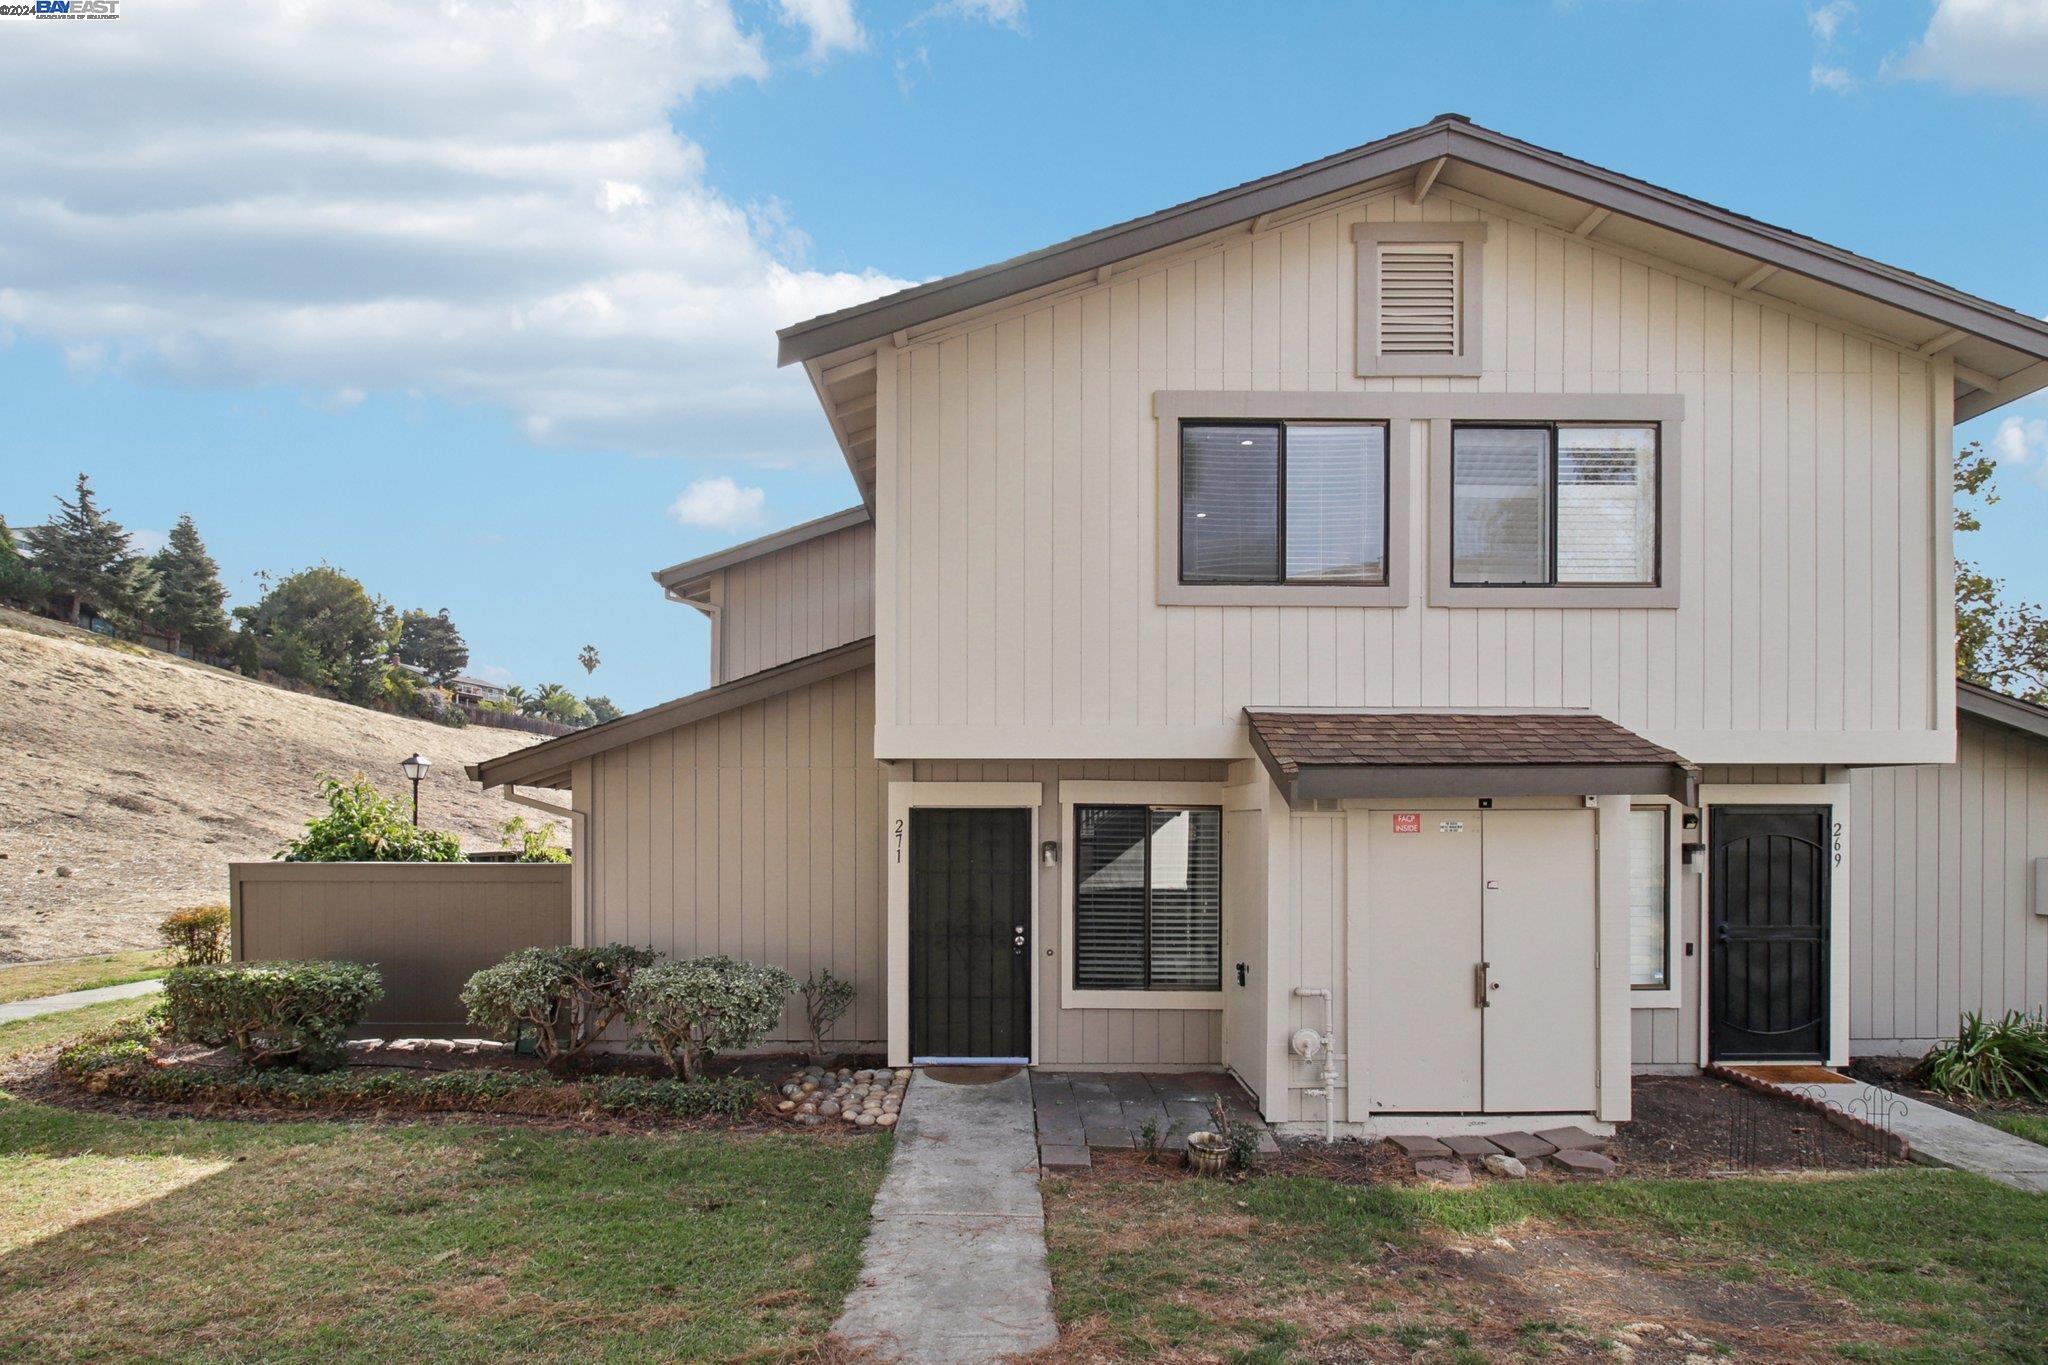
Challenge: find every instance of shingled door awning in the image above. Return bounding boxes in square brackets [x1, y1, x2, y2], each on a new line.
[1245, 709, 1697, 806]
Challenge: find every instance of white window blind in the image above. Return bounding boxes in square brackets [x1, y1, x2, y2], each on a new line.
[1378, 244, 1459, 356]
[1284, 423, 1387, 582]
[1451, 426, 1550, 584]
[1073, 805, 1222, 992]
[1629, 806, 1670, 990]
[1180, 425, 1280, 583]
[1558, 426, 1657, 584]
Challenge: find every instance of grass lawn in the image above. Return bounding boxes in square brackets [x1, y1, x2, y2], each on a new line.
[1988, 1113, 2048, 1148]
[1044, 1162, 2048, 1362]
[0, 951, 166, 1004]
[0, 1008, 890, 1362]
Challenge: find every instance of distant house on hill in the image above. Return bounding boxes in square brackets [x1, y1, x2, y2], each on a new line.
[449, 674, 509, 707]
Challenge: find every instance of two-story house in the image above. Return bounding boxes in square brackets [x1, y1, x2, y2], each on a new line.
[473, 116, 2048, 1135]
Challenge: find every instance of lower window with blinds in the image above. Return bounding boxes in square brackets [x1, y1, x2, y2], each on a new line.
[1073, 805, 1223, 993]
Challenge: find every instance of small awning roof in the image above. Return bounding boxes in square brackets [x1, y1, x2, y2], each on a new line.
[1245, 709, 1696, 807]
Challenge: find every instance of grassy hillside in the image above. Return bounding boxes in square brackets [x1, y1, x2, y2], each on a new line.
[0, 608, 565, 962]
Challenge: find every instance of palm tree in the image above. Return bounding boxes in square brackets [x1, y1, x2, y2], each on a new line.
[503, 683, 532, 715]
[578, 644, 601, 675]
[532, 682, 588, 725]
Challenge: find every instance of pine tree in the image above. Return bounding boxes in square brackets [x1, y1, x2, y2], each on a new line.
[0, 516, 53, 611]
[21, 474, 145, 625]
[147, 514, 230, 656]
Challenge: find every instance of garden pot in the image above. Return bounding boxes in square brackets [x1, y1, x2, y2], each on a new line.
[1185, 1130, 1231, 1177]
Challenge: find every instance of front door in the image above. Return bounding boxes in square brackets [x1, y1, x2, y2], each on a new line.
[1709, 806, 1829, 1062]
[908, 808, 1032, 1064]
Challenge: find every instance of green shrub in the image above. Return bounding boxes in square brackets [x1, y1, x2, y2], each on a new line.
[800, 968, 857, 1064]
[588, 1074, 764, 1119]
[1916, 1010, 2048, 1103]
[157, 904, 231, 965]
[498, 814, 569, 864]
[624, 956, 795, 1081]
[460, 944, 656, 1068]
[161, 960, 381, 1071]
[277, 773, 462, 863]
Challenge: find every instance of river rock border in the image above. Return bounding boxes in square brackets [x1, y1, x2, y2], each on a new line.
[777, 1065, 910, 1129]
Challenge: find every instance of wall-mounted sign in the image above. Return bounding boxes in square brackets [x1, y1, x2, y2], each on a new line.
[1392, 813, 1421, 834]
[1439, 820, 1467, 834]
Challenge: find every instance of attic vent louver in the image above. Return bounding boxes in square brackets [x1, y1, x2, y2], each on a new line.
[1377, 244, 1459, 356]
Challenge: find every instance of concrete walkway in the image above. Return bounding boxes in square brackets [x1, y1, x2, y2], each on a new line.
[0, 978, 161, 1025]
[1800, 1079, 2048, 1193]
[833, 1069, 1059, 1362]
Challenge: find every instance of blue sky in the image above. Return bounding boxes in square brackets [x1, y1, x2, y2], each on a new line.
[4, 0, 2046, 711]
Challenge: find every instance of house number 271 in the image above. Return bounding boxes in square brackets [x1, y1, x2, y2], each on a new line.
[893, 818, 904, 864]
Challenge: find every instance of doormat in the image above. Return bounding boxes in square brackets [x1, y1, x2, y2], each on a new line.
[1722, 1064, 1853, 1086]
[921, 1065, 1022, 1086]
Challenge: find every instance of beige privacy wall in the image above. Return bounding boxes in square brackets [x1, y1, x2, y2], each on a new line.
[577, 665, 886, 1048]
[715, 518, 873, 685]
[876, 189, 1951, 766]
[1848, 713, 2048, 1054]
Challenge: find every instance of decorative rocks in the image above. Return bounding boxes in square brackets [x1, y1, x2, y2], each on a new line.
[776, 1062, 909, 1133]
[1415, 1159, 1474, 1188]
[1480, 1154, 1528, 1180]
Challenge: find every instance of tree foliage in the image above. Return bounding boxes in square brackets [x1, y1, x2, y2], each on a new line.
[499, 814, 570, 863]
[578, 643, 601, 675]
[277, 774, 463, 862]
[624, 956, 795, 1080]
[1954, 445, 2047, 702]
[249, 566, 395, 702]
[398, 607, 469, 683]
[0, 516, 53, 610]
[460, 944, 656, 1069]
[529, 681, 590, 726]
[583, 694, 622, 724]
[21, 473, 149, 625]
[146, 514, 231, 655]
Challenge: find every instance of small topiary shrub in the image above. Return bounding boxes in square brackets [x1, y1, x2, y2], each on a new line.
[800, 968, 857, 1065]
[624, 956, 796, 1081]
[158, 904, 231, 965]
[161, 960, 381, 1071]
[1916, 1009, 2048, 1103]
[460, 943, 656, 1068]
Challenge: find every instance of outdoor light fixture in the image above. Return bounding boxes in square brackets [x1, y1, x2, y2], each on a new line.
[1041, 840, 1060, 867]
[400, 753, 431, 826]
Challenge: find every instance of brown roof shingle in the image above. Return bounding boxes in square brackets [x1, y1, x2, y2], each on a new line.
[1245, 709, 1689, 775]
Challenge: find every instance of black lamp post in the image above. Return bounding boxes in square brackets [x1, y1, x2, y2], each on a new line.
[400, 753, 431, 826]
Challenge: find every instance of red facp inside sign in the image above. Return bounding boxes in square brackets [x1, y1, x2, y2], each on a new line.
[1392, 813, 1421, 834]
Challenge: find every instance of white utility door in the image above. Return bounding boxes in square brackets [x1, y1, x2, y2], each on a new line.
[1364, 811, 1483, 1112]
[1480, 809, 1599, 1113]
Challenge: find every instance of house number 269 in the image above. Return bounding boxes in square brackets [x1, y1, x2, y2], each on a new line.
[1832, 821, 1843, 867]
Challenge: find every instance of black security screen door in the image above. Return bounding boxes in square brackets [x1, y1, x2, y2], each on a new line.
[1709, 806, 1829, 1062]
[909, 808, 1032, 1063]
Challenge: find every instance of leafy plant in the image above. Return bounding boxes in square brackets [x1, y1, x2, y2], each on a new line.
[145, 514, 230, 656]
[245, 565, 395, 703]
[161, 960, 382, 1071]
[277, 773, 462, 862]
[0, 515, 53, 612]
[584, 694, 623, 724]
[800, 968, 856, 1064]
[396, 607, 469, 683]
[21, 473, 150, 627]
[1207, 1096, 1261, 1173]
[498, 814, 570, 863]
[1916, 1009, 2048, 1103]
[623, 956, 795, 1081]
[158, 904, 231, 965]
[1954, 446, 2047, 702]
[460, 944, 656, 1068]
[1137, 1113, 1181, 1164]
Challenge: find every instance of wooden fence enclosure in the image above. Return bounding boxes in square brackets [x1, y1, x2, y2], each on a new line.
[230, 862, 570, 1034]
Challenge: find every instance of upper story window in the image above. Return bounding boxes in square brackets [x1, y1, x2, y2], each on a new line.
[1451, 424, 1660, 588]
[1180, 421, 1389, 586]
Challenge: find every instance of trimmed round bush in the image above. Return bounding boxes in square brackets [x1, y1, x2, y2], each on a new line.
[162, 960, 381, 1071]
[460, 943, 656, 1068]
[624, 956, 795, 1080]
[158, 904, 231, 966]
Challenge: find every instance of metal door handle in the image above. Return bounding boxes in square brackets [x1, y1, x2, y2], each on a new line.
[1474, 961, 1491, 1008]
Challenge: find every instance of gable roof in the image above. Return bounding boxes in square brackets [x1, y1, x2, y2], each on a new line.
[781, 114, 2048, 495]
[469, 637, 875, 791]
[652, 505, 869, 600]
[1957, 679, 2048, 744]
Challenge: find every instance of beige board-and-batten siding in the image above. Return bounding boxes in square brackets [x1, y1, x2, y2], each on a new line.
[716, 518, 874, 686]
[877, 189, 1950, 766]
[1849, 711, 2048, 1054]
[230, 862, 570, 1033]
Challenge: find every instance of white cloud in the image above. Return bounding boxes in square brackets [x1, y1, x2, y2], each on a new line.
[466, 663, 517, 688]
[1809, 1, 1855, 43]
[1891, 0, 2048, 100]
[0, 1, 912, 462]
[779, 0, 866, 61]
[1810, 62, 1857, 93]
[920, 0, 1028, 31]
[129, 528, 169, 555]
[1989, 413, 2048, 488]
[668, 475, 766, 529]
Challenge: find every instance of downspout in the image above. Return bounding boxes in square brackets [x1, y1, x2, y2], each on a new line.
[1291, 986, 1343, 1144]
[504, 785, 589, 948]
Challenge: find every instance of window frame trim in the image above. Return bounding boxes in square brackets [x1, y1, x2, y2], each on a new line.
[1177, 418, 1394, 590]
[1447, 421, 1664, 590]
[1353, 221, 1488, 378]
[1628, 797, 1684, 1008]
[1058, 780, 1226, 1012]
